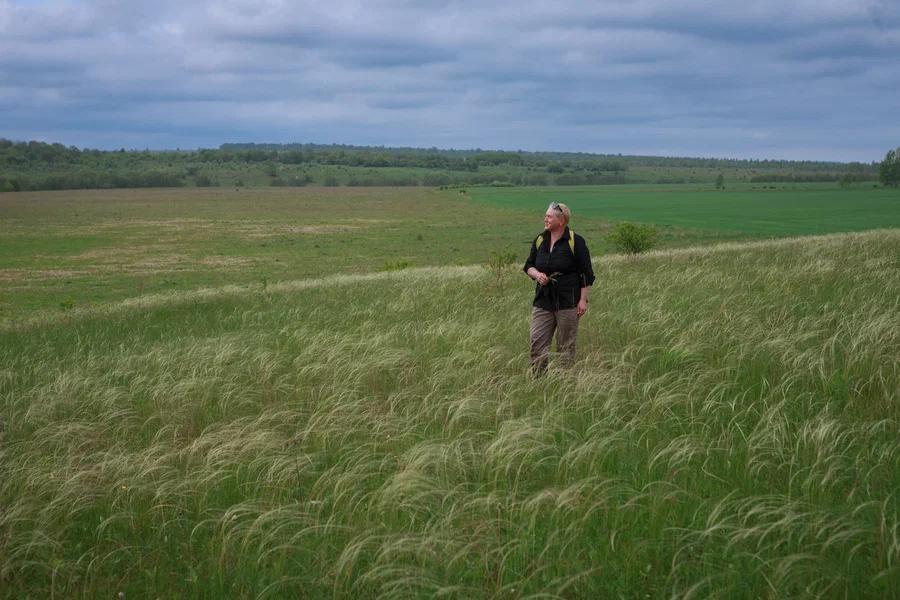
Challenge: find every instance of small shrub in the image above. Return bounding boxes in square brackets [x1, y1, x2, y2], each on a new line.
[194, 174, 214, 187]
[487, 247, 519, 292]
[608, 222, 658, 254]
[379, 259, 413, 272]
[423, 173, 452, 187]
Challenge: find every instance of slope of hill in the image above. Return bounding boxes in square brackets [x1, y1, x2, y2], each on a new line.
[2, 230, 898, 597]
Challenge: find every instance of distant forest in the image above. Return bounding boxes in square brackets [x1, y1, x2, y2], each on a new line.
[0, 138, 878, 192]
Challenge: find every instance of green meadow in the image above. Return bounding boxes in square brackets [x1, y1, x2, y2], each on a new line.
[3, 184, 899, 320]
[1, 184, 899, 597]
[1, 187, 519, 319]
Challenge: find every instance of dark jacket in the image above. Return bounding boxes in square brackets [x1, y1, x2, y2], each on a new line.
[523, 227, 595, 311]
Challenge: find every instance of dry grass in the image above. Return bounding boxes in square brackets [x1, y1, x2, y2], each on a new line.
[0, 268, 93, 283]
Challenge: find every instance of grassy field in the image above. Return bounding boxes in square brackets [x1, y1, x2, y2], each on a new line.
[2, 185, 899, 596]
[4, 184, 899, 321]
[2, 226, 898, 597]
[1, 187, 531, 319]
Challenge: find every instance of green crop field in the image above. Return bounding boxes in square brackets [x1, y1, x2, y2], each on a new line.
[470, 184, 900, 236]
[1, 185, 899, 597]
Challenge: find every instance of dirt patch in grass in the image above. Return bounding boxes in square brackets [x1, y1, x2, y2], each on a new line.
[92, 219, 217, 231]
[235, 223, 372, 239]
[76, 220, 376, 241]
[20, 249, 259, 281]
[233, 219, 389, 239]
[127, 254, 257, 271]
[71, 245, 177, 265]
[196, 256, 258, 268]
[0, 268, 93, 283]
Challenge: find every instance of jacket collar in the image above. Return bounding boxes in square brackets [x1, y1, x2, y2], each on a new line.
[543, 226, 570, 239]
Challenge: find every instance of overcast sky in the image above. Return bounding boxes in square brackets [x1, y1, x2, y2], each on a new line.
[2, 0, 898, 161]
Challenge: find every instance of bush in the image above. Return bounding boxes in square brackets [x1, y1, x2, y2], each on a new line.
[379, 259, 413, 272]
[608, 222, 658, 254]
[194, 174, 215, 187]
[487, 247, 519, 293]
[0, 176, 21, 192]
[422, 173, 452, 187]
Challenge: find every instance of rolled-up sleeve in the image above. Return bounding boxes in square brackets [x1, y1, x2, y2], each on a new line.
[575, 235, 595, 286]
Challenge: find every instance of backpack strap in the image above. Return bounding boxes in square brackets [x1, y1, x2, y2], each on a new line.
[535, 231, 576, 253]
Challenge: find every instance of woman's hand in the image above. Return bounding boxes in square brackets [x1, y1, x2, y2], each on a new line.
[527, 268, 549, 285]
[576, 298, 588, 318]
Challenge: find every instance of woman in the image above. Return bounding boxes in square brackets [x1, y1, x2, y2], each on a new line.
[523, 202, 595, 373]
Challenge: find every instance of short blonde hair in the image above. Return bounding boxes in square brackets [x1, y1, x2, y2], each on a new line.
[549, 202, 571, 225]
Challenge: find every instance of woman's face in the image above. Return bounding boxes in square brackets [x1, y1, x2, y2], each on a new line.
[544, 208, 564, 231]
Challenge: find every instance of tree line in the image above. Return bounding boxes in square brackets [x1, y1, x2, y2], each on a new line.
[0, 138, 886, 192]
[220, 142, 873, 172]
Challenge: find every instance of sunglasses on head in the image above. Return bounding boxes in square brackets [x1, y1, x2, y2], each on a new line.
[548, 202, 563, 213]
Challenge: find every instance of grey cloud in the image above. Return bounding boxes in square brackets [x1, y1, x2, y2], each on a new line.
[327, 41, 453, 68]
[367, 97, 434, 110]
[0, 1, 96, 40]
[780, 26, 900, 61]
[0, 0, 897, 160]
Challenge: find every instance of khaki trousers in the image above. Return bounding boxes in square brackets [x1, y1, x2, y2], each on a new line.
[530, 307, 579, 372]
